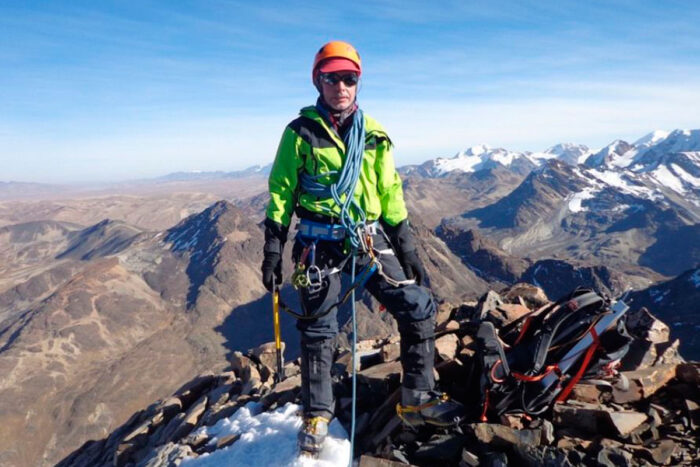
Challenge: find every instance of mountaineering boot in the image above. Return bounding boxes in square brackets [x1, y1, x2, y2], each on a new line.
[396, 388, 466, 428]
[298, 416, 329, 457]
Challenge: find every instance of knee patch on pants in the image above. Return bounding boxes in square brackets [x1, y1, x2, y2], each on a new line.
[398, 314, 436, 344]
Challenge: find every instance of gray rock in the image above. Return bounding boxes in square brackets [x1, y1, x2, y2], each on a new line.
[136, 442, 194, 467]
[155, 413, 186, 446]
[380, 342, 401, 363]
[357, 361, 402, 396]
[414, 433, 467, 463]
[626, 307, 670, 344]
[206, 383, 233, 408]
[596, 447, 633, 467]
[472, 423, 541, 448]
[174, 373, 215, 408]
[155, 397, 183, 420]
[201, 400, 240, 427]
[606, 411, 648, 436]
[460, 448, 479, 467]
[358, 454, 414, 466]
[435, 334, 459, 361]
[251, 341, 286, 371]
[503, 283, 549, 308]
[216, 433, 240, 449]
[477, 290, 504, 320]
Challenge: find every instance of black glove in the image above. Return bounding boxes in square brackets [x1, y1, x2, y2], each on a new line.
[399, 249, 426, 286]
[261, 218, 288, 291]
[382, 219, 427, 286]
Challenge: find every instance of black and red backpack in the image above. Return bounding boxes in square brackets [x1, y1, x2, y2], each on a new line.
[475, 288, 631, 419]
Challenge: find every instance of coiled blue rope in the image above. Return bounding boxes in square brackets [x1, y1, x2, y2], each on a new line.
[299, 108, 367, 249]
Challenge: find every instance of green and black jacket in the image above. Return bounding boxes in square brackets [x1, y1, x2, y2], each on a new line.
[266, 105, 408, 228]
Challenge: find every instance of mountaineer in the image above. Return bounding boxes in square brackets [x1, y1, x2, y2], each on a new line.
[261, 40, 464, 456]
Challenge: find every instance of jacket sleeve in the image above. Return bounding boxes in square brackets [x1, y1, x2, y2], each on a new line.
[266, 126, 303, 227]
[374, 136, 408, 226]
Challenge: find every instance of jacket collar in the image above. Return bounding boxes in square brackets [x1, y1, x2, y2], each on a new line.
[300, 106, 347, 151]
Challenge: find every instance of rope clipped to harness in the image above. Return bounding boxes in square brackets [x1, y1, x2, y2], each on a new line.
[299, 109, 367, 248]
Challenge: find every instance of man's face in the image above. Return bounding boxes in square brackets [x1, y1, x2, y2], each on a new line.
[318, 72, 358, 112]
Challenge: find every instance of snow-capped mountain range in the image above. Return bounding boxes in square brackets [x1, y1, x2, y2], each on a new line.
[407, 129, 700, 200]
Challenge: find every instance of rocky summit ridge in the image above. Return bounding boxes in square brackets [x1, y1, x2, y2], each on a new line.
[60, 285, 698, 467]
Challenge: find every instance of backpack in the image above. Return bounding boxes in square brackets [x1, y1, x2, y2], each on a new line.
[475, 288, 632, 419]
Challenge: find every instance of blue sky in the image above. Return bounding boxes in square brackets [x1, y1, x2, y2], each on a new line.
[2, 0, 700, 183]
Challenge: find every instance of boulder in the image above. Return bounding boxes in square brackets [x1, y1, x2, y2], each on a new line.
[207, 383, 233, 408]
[358, 455, 416, 466]
[283, 361, 301, 379]
[471, 423, 540, 448]
[612, 364, 678, 403]
[357, 361, 402, 396]
[553, 402, 648, 437]
[503, 283, 549, 308]
[174, 373, 215, 408]
[334, 349, 361, 375]
[435, 334, 459, 361]
[655, 339, 684, 366]
[231, 352, 257, 378]
[626, 307, 670, 343]
[435, 302, 455, 329]
[570, 383, 608, 404]
[437, 319, 460, 333]
[490, 303, 530, 328]
[476, 290, 504, 320]
[201, 400, 240, 427]
[262, 374, 301, 408]
[158, 396, 208, 445]
[676, 362, 700, 385]
[251, 341, 286, 370]
[182, 432, 209, 450]
[460, 449, 480, 467]
[155, 413, 186, 446]
[380, 341, 401, 363]
[136, 442, 194, 467]
[154, 397, 182, 420]
[460, 335, 475, 349]
[606, 411, 648, 436]
[216, 433, 241, 449]
[414, 433, 467, 463]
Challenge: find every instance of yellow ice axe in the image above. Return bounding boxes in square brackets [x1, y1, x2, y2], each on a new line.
[272, 279, 284, 383]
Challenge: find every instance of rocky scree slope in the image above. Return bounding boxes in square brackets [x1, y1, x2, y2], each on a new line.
[60, 284, 697, 467]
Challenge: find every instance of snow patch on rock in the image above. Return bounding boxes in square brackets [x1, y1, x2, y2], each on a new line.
[651, 165, 685, 194]
[568, 188, 597, 213]
[181, 402, 350, 467]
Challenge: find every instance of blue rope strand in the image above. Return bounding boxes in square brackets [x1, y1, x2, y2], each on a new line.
[350, 253, 357, 466]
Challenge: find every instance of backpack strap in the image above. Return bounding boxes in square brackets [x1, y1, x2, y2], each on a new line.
[530, 291, 604, 372]
[476, 321, 511, 421]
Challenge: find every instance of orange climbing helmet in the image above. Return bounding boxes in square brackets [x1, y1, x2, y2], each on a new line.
[312, 40, 362, 83]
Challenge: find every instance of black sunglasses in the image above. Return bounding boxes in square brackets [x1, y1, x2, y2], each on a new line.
[319, 72, 359, 86]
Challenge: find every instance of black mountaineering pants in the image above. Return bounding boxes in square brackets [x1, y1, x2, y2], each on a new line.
[293, 226, 436, 419]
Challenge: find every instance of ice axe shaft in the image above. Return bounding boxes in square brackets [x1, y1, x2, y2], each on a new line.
[272, 280, 284, 382]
